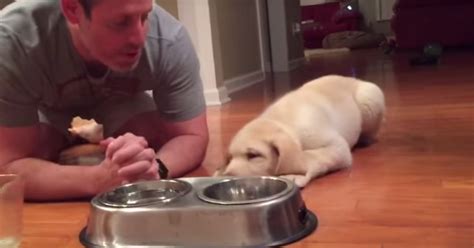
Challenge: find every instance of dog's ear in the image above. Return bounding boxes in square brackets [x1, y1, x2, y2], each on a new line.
[269, 131, 306, 175]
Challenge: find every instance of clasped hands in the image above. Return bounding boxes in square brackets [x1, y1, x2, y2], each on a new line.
[97, 133, 159, 192]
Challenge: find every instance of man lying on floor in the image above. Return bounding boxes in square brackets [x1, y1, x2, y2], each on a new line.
[0, 0, 209, 201]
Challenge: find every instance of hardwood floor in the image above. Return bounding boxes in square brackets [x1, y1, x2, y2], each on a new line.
[197, 48, 474, 247]
[20, 48, 473, 248]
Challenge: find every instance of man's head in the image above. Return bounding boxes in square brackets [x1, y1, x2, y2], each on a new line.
[61, 0, 153, 72]
[76, 0, 96, 18]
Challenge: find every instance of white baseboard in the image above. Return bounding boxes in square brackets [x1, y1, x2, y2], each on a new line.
[204, 70, 266, 105]
[224, 70, 266, 94]
[204, 86, 231, 106]
[289, 57, 305, 71]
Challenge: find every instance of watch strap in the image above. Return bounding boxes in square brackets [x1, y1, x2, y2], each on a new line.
[156, 158, 169, 179]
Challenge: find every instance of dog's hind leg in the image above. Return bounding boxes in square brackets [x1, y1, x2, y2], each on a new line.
[354, 82, 385, 141]
[281, 137, 352, 187]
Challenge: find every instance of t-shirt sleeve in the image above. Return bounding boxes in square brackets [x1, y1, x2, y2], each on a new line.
[0, 29, 39, 127]
[153, 26, 206, 122]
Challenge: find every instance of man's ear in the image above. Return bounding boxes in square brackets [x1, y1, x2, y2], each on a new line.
[61, 0, 83, 24]
[269, 131, 305, 175]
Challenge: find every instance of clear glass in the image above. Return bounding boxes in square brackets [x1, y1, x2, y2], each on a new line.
[0, 174, 23, 248]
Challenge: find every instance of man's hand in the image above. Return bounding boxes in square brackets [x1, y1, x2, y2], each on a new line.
[101, 133, 158, 183]
[92, 157, 123, 193]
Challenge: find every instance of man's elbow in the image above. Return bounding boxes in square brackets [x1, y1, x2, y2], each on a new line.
[0, 155, 23, 174]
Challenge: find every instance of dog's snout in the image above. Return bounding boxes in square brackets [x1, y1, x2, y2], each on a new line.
[220, 163, 243, 177]
[223, 170, 237, 176]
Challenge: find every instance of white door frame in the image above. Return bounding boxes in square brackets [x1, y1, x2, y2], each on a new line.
[255, 0, 272, 72]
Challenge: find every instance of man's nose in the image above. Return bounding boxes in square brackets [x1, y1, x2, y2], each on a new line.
[128, 20, 147, 46]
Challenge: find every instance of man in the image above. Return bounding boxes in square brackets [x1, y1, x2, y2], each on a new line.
[0, 0, 209, 200]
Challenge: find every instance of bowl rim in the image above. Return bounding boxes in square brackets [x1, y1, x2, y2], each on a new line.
[96, 179, 192, 208]
[197, 176, 294, 205]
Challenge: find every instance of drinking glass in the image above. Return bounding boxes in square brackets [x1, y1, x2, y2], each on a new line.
[0, 174, 23, 248]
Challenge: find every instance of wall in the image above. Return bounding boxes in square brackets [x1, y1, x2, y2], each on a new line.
[358, 0, 393, 35]
[300, 0, 337, 6]
[161, 0, 270, 104]
[155, 0, 178, 19]
[298, 0, 394, 35]
[285, 0, 304, 62]
[268, 0, 304, 72]
[211, 0, 261, 82]
[376, 0, 396, 21]
[157, 0, 269, 87]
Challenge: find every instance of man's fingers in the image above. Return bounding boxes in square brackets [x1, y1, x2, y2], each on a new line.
[122, 133, 148, 147]
[106, 136, 125, 159]
[143, 163, 159, 180]
[133, 135, 148, 147]
[112, 148, 155, 166]
[111, 144, 144, 165]
[106, 133, 149, 159]
[126, 165, 159, 183]
[120, 161, 159, 182]
[117, 161, 154, 179]
[100, 137, 115, 147]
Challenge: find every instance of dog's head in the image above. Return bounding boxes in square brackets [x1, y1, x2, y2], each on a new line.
[214, 119, 304, 177]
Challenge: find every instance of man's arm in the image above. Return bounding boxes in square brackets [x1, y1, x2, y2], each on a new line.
[155, 111, 209, 178]
[0, 125, 158, 201]
[0, 125, 113, 201]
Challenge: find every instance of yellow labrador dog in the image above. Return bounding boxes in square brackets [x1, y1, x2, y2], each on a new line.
[214, 75, 385, 187]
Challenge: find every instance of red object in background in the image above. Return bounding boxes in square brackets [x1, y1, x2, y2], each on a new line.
[391, 0, 474, 49]
[301, 2, 361, 49]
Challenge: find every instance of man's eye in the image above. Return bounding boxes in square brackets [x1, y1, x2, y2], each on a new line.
[111, 19, 129, 28]
[115, 21, 127, 27]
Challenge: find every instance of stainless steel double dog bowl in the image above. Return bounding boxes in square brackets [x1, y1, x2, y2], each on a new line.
[80, 176, 318, 247]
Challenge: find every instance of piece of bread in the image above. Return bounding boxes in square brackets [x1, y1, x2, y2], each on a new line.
[68, 117, 104, 143]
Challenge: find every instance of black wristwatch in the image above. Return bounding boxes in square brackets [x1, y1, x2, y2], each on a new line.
[156, 158, 169, 179]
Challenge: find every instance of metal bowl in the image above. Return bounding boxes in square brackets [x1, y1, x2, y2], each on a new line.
[198, 176, 292, 204]
[98, 180, 191, 208]
[80, 177, 317, 247]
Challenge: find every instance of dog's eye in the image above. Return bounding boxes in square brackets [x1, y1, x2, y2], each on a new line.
[246, 152, 262, 160]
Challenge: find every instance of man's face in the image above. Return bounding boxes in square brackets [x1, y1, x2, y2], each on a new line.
[77, 0, 152, 72]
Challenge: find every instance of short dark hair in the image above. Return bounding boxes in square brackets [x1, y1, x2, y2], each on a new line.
[77, 0, 98, 18]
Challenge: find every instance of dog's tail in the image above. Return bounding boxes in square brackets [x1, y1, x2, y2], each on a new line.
[354, 81, 385, 141]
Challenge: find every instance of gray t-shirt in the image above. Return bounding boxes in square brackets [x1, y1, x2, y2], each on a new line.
[0, 0, 205, 127]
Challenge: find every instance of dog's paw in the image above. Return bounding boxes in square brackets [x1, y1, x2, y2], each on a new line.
[280, 174, 310, 188]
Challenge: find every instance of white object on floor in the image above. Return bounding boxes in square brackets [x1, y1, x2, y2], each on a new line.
[304, 48, 350, 58]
